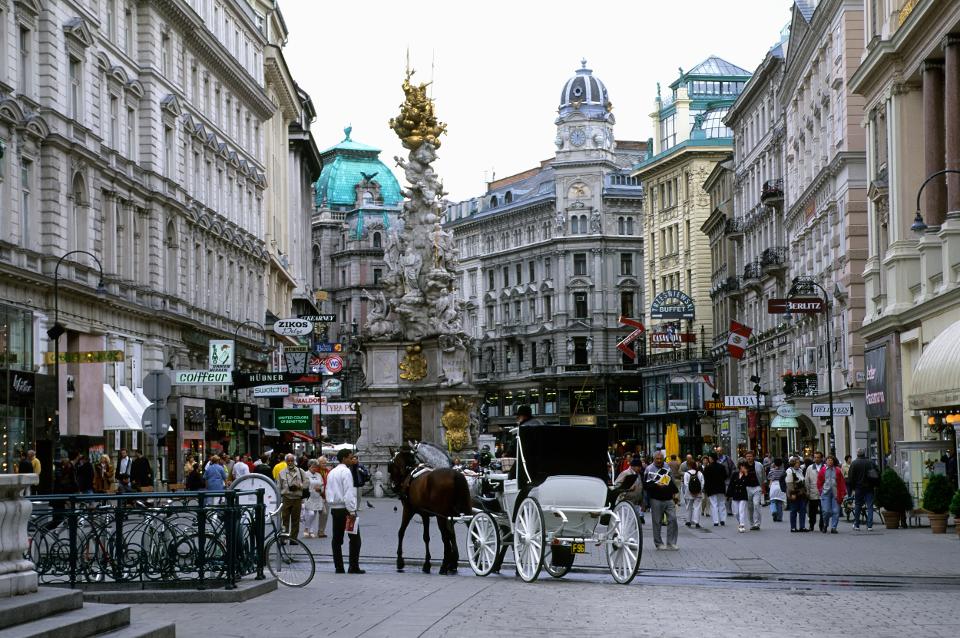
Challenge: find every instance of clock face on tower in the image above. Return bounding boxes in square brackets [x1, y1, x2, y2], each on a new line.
[570, 127, 586, 147]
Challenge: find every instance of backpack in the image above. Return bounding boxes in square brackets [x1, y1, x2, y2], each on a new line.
[352, 463, 371, 488]
[687, 471, 702, 496]
[865, 464, 880, 487]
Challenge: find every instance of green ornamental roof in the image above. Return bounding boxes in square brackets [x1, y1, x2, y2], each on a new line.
[315, 127, 402, 208]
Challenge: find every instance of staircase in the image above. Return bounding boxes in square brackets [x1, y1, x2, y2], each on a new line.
[0, 588, 175, 638]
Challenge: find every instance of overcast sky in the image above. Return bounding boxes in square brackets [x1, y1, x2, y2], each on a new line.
[280, 1, 794, 201]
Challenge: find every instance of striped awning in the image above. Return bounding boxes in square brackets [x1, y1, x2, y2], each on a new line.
[910, 319, 960, 409]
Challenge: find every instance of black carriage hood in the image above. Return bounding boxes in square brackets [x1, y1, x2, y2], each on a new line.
[515, 426, 610, 489]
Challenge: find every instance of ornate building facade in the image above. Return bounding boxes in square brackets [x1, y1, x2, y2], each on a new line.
[631, 57, 750, 454]
[444, 63, 647, 438]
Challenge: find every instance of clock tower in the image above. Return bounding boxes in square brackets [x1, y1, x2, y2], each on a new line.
[554, 59, 616, 165]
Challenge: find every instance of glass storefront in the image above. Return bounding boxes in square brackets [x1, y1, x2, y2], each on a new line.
[1, 304, 36, 474]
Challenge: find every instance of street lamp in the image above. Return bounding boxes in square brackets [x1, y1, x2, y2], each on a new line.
[911, 168, 960, 232]
[786, 276, 836, 456]
[232, 320, 268, 371]
[46, 251, 106, 464]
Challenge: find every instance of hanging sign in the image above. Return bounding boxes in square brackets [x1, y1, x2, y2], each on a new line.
[232, 372, 322, 390]
[252, 384, 290, 397]
[44, 350, 125, 364]
[767, 298, 824, 314]
[171, 370, 232, 385]
[650, 290, 695, 320]
[208, 340, 235, 372]
[273, 318, 314, 336]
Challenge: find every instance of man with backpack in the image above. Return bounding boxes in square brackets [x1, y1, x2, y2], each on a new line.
[681, 459, 705, 529]
[847, 448, 880, 531]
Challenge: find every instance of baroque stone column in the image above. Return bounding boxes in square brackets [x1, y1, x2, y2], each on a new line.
[0, 475, 38, 597]
[922, 61, 946, 227]
[945, 36, 960, 218]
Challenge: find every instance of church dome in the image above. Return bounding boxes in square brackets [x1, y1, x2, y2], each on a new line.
[559, 59, 611, 115]
[314, 127, 402, 209]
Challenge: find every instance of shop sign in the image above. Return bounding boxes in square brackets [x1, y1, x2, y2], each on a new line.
[252, 384, 290, 397]
[570, 414, 596, 425]
[323, 402, 357, 415]
[171, 370, 232, 386]
[273, 318, 313, 336]
[323, 378, 342, 396]
[812, 402, 853, 417]
[313, 342, 344, 353]
[650, 331, 697, 348]
[668, 400, 688, 412]
[208, 340, 235, 372]
[650, 290, 695, 320]
[44, 350, 125, 364]
[274, 408, 312, 431]
[865, 346, 888, 418]
[776, 404, 800, 418]
[9, 370, 34, 398]
[705, 400, 729, 411]
[232, 372, 322, 390]
[298, 314, 336, 322]
[291, 395, 325, 405]
[767, 298, 825, 314]
[725, 395, 763, 407]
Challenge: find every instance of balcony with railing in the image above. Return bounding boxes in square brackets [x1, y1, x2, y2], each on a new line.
[724, 217, 744, 239]
[761, 178, 784, 204]
[742, 260, 763, 282]
[723, 275, 743, 297]
[761, 247, 788, 274]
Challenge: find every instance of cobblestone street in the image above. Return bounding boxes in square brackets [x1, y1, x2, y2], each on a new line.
[128, 498, 960, 637]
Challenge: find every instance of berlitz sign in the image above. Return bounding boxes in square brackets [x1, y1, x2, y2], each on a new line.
[767, 298, 825, 314]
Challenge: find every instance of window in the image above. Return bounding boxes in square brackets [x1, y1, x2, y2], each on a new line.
[544, 257, 551, 277]
[161, 32, 171, 76]
[573, 292, 588, 318]
[487, 269, 495, 291]
[69, 57, 82, 120]
[109, 96, 119, 147]
[19, 27, 30, 95]
[528, 298, 536, 320]
[124, 5, 134, 54]
[373, 268, 382, 285]
[486, 305, 494, 326]
[626, 216, 634, 235]
[373, 232, 382, 248]
[490, 195, 498, 208]
[620, 291, 635, 317]
[528, 261, 536, 283]
[502, 303, 510, 323]
[106, 0, 117, 39]
[620, 253, 633, 275]
[504, 191, 513, 204]
[502, 266, 509, 287]
[573, 253, 587, 276]
[514, 300, 521, 323]
[20, 159, 31, 248]
[544, 295, 552, 321]
[573, 337, 588, 365]
[340, 269, 346, 286]
[127, 106, 137, 159]
[515, 263, 522, 285]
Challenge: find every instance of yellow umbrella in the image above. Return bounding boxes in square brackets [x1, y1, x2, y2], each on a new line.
[665, 423, 680, 458]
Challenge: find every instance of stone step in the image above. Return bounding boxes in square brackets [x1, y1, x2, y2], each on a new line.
[0, 602, 130, 638]
[0, 588, 84, 630]
[94, 621, 177, 638]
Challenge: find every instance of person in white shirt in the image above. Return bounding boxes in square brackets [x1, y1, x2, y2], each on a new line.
[231, 456, 249, 480]
[116, 449, 132, 477]
[325, 449, 363, 574]
[682, 459, 705, 529]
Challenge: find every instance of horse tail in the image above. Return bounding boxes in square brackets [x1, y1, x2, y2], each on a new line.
[453, 470, 472, 516]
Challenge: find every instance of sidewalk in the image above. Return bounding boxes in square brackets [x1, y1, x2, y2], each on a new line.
[311, 497, 960, 577]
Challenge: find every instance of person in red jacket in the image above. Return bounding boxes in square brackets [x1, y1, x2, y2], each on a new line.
[816, 455, 847, 534]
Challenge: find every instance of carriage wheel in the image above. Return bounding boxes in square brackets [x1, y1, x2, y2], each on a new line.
[466, 512, 501, 577]
[513, 498, 545, 583]
[606, 501, 642, 584]
[544, 545, 573, 578]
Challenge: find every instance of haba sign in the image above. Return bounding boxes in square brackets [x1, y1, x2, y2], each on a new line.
[44, 350, 125, 364]
[208, 340, 235, 372]
[865, 345, 887, 418]
[171, 370, 233, 386]
[650, 290, 695, 321]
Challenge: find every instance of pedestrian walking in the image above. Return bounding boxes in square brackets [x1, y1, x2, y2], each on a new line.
[231, 455, 250, 480]
[703, 453, 727, 527]
[681, 459, 704, 529]
[254, 454, 272, 477]
[727, 462, 750, 532]
[185, 463, 205, 491]
[75, 454, 94, 494]
[715, 446, 736, 515]
[302, 460, 327, 538]
[643, 452, 679, 550]
[326, 449, 364, 573]
[816, 455, 846, 533]
[116, 449, 132, 479]
[93, 455, 114, 493]
[766, 458, 787, 522]
[804, 452, 826, 532]
[744, 450, 765, 530]
[847, 448, 880, 531]
[277, 453, 309, 541]
[203, 455, 227, 491]
[786, 457, 808, 532]
[130, 451, 153, 490]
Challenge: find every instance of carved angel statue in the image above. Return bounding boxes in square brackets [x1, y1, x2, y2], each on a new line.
[362, 289, 398, 339]
[590, 209, 602, 233]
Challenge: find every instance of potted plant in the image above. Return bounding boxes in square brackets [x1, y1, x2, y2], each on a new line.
[876, 468, 913, 529]
[950, 489, 960, 538]
[922, 474, 956, 533]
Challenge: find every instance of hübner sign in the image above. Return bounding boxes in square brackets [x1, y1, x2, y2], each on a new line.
[171, 370, 232, 385]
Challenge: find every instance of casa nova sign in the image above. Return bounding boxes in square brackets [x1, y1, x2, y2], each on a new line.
[650, 290, 695, 321]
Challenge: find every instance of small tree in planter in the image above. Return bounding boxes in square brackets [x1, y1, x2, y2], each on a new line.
[922, 474, 956, 534]
[950, 490, 960, 538]
[876, 468, 913, 529]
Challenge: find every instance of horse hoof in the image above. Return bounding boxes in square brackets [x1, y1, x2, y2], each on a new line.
[439, 568, 448, 575]
[422, 565, 431, 574]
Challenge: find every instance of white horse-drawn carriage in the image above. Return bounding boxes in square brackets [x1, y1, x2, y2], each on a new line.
[461, 425, 642, 584]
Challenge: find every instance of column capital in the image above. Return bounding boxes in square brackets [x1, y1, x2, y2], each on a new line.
[942, 34, 960, 50]
[921, 59, 945, 73]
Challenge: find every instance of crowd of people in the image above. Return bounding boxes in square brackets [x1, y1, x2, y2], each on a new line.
[613, 446, 883, 549]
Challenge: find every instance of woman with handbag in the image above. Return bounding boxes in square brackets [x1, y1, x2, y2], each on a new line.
[785, 456, 808, 532]
[302, 459, 327, 538]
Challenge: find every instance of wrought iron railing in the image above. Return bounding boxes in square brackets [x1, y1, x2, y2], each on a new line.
[724, 217, 744, 235]
[761, 178, 784, 202]
[761, 246, 788, 268]
[26, 490, 266, 590]
[743, 260, 763, 280]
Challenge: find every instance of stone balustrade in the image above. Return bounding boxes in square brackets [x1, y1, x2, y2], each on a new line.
[0, 474, 38, 598]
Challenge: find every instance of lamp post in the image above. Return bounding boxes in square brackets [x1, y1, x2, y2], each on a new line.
[910, 168, 960, 232]
[786, 276, 835, 456]
[45, 251, 106, 473]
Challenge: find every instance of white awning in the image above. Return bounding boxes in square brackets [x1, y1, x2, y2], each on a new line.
[103, 384, 142, 431]
[117, 386, 147, 420]
[262, 427, 280, 436]
[770, 415, 798, 429]
[910, 319, 960, 409]
[133, 387, 152, 411]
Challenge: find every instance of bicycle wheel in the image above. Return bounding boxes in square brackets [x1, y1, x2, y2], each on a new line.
[264, 534, 315, 587]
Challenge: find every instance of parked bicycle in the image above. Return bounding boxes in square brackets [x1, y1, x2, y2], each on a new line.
[263, 503, 315, 587]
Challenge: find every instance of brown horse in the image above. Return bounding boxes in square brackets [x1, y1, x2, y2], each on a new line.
[388, 447, 472, 574]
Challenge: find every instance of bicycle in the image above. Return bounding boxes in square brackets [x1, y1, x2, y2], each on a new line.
[263, 504, 315, 587]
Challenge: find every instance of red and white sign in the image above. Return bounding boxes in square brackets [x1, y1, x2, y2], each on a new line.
[324, 355, 343, 374]
[291, 395, 326, 405]
[727, 321, 753, 359]
[616, 315, 645, 359]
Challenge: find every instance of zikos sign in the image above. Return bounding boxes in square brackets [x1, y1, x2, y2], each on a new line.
[767, 298, 824, 314]
[272, 318, 314, 336]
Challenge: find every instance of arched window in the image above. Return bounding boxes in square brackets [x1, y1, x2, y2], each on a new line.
[71, 173, 88, 255]
[504, 191, 513, 204]
[626, 216, 634, 235]
[579, 215, 587, 234]
[373, 232, 382, 248]
[362, 191, 374, 205]
[570, 216, 579, 235]
[617, 216, 625, 235]
[490, 196, 498, 208]
[164, 220, 178, 296]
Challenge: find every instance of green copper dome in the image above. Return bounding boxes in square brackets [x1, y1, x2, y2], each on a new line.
[315, 127, 402, 208]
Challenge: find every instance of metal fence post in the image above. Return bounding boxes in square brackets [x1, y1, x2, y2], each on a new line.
[113, 499, 124, 583]
[254, 488, 265, 580]
[196, 492, 207, 590]
[224, 490, 237, 590]
[67, 497, 78, 588]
